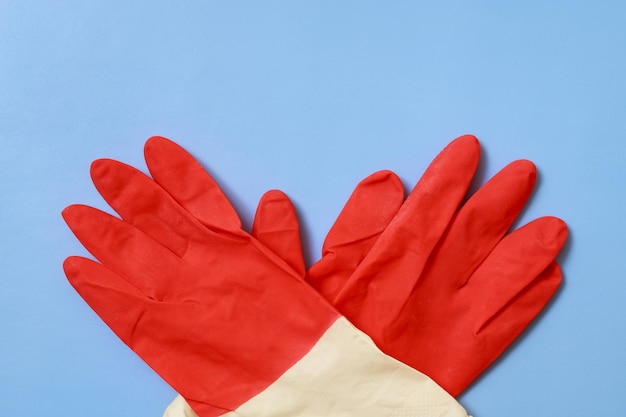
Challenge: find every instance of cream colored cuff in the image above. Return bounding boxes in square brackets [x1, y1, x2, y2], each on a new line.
[164, 317, 469, 417]
[163, 395, 199, 417]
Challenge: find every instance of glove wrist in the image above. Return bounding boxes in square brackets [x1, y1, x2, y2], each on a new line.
[166, 317, 469, 417]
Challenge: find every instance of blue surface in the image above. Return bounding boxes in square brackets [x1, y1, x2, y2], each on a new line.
[1, 2, 625, 416]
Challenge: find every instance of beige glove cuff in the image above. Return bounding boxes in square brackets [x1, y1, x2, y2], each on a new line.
[164, 317, 469, 417]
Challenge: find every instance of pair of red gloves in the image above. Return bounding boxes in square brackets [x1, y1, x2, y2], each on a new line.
[63, 135, 567, 416]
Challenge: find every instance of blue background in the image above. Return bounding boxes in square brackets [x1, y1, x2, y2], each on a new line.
[1, 2, 625, 416]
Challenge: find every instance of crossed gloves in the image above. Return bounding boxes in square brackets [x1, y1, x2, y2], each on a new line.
[63, 135, 567, 416]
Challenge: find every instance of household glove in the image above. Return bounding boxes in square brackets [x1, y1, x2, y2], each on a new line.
[140, 135, 566, 400]
[63, 156, 471, 416]
[315, 155, 567, 395]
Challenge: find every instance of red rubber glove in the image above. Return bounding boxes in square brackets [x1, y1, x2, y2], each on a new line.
[143, 135, 567, 397]
[63, 151, 472, 417]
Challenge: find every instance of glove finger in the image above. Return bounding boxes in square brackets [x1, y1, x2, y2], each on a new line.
[307, 170, 404, 300]
[64, 255, 154, 340]
[466, 216, 568, 331]
[430, 159, 537, 289]
[252, 190, 306, 278]
[320, 170, 404, 255]
[62, 204, 188, 299]
[144, 136, 242, 233]
[63, 255, 259, 415]
[91, 158, 220, 257]
[335, 135, 480, 312]
[64, 254, 268, 369]
[91, 159, 309, 283]
[439, 261, 563, 396]
[473, 262, 562, 390]
[424, 214, 565, 396]
[477, 261, 562, 337]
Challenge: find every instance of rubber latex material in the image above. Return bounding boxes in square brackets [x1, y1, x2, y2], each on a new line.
[63, 169, 339, 416]
[251, 190, 306, 277]
[63, 153, 469, 417]
[330, 162, 567, 394]
[164, 318, 469, 417]
[257, 138, 567, 395]
[145, 135, 567, 396]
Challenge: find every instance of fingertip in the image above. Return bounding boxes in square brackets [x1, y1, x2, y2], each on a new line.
[351, 171, 405, 220]
[507, 159, 537, 184]
[531, 216, 569, 249]
[548, 262, 563, 287]
[450, 134, 481, 155]
[61, 204, 88, 225]
[260, 189, 291, 204]
[455, 133, 480, 147]
[437, 134, 481, 175]
[359, 170, 404, 194]
[530, 262, 563, 305]
[144, 136, 184, 167]
[253, 189, 305, 277]
[144, 136, 173, 154]
[255, 190, 295, 219]
[90, 158, 142, 194]
[61, 204, 75, 221]
[62, 256, 95, 289]
[361, 169, 400, 183]
[62, 255, 78, 274]
[89, 158, 115, 182]
[551, 216, 568, 236]
[63, 256, 87, 280]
